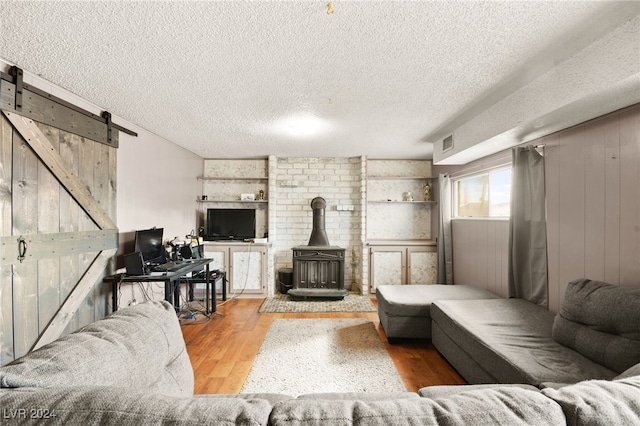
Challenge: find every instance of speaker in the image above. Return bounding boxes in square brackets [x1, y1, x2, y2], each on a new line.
[124, 252, 147, 276]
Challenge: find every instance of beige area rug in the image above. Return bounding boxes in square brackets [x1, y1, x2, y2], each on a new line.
[258, 292, 376, 313]
[241, 318, 406, 395]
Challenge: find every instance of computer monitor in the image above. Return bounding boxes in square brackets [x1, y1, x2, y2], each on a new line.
[134, 227, 166, 264]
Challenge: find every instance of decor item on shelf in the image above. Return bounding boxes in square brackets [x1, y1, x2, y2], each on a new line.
[258, 189, 265, 200]
[201, 195, 208, 201]
[404, 191, 414, 201]
[423, 182, 432, 201]
[241, 193, 256, 201]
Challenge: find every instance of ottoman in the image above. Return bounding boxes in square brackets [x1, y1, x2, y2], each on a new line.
[375, 284, 499, 342]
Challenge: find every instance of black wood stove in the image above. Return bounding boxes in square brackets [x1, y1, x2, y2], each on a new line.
[289, 197, 347, 300]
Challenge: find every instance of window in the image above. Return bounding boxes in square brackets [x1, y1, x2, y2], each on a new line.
[454, 167, 512, 218]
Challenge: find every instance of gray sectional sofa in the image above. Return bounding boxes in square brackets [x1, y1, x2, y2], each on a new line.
[431, 278, 640, 386]
[376, 284, 499, 340]
[1, 295, 639, 425]
[378, 278, 640, 387]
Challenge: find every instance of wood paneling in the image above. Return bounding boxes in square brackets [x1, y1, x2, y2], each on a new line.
[618, 106, 640, 287]
[546, 104, 640, 309]
[449, 104, 640, 312]
[545, 133, 561, 312]
[0, 115, 13, 364]
[0, 112, 118, 363]
[556, 125, 586, 307]
[11, 128, 40, 358]
[604, 115, 621, 286]
[452, 219, 509, 297]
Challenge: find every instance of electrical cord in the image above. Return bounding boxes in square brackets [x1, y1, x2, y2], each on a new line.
[216, 241, 254, 307]
[176, 277, 211, 320]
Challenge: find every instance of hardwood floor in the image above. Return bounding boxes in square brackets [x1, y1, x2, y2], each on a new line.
[181, 297, 465, 395]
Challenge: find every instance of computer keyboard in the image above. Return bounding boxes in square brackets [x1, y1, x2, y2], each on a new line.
[151, 261, 188, 273]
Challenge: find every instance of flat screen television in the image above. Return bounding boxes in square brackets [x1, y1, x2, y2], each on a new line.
[206, 208, 255, 241]
[134, 227, 166, 264]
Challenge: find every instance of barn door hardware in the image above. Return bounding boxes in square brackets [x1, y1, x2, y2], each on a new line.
[9, 66, 23, 111]
[102, 111, 113, 145]
[17, 236, 27, 263]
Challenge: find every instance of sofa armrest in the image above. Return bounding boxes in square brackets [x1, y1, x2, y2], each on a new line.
[542, 375, 640, 426]
[0, 386, 273, 426]
[0, 301, 193, 397]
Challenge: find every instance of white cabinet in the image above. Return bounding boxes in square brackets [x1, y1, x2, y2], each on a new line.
[229, 245, 267, 294]
[369, 243, 437, 293]
[203, 243, 267, 296]
[366, 159, 438, 292]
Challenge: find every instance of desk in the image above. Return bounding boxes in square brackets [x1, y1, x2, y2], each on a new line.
[185, 271, 227, 302]
[104, 259, 213, 313]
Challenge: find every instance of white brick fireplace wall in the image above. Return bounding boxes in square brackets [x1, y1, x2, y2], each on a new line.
[201, 156, 433, 297]
[269, 156, 366, 295]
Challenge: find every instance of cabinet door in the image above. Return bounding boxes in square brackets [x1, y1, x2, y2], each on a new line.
[407, 246, 438, 284]
[369, 246, 406, 293]
[202, 244, 228, 296]
[202, 245, 227, 272]
[230, 246, 266, 294]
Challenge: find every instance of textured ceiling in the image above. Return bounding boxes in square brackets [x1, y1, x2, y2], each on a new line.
[1, 1, 639, 161]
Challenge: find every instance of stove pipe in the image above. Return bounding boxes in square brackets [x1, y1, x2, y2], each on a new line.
[308, 197, 330, 246]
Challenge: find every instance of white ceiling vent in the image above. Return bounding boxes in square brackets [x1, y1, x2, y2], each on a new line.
[442, 135, 454, 152]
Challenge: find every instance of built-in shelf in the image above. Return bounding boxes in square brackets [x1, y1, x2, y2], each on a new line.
[197, 176, 267, 181]
[367, 239, 437, 246]
[196, 199, 268, 204]
[367, 176, 436, 180]
[368, 200, 437, 204]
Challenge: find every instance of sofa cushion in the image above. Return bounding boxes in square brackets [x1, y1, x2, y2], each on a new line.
[269, 388, 565, 425]
[0, 386, 273, 426]
[431, 298, 617, 385]
[376, 284, 498, 318]
[0, 301, 193, 397]
[541, 375, 640, 426]
[552, 278, 640, 373]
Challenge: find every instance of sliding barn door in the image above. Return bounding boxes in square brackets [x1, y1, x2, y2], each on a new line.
[0, 111, 118, 364]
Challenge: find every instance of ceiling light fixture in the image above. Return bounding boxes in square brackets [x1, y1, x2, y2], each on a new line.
[288, 117, 321, 136]
[277, 114, 329, 137]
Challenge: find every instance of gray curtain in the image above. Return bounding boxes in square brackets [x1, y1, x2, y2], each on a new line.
[437, 173, 454, 285]
[508, 146, 548, 306]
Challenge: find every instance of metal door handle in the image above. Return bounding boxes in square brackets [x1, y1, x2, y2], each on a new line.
[17, 236, 27, 263]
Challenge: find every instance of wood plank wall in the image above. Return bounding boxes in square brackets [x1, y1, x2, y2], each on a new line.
[449, 104, 640, 312]
[546, 104, 640, 312]
[0, 115, 116, 363]
[452, 219, 510, 298]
